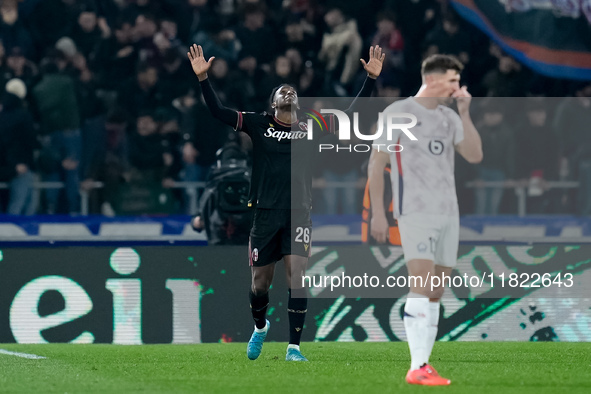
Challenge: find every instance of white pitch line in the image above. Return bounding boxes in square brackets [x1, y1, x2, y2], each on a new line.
[0, 349, 46, 359]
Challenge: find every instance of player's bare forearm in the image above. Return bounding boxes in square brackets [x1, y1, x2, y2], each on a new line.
[368, 150, 389, 216]
[368, 150, 390, 243]
[457, 111, 483, 164]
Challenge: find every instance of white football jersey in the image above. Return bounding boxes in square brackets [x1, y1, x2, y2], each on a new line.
[374, 97, 464, 218]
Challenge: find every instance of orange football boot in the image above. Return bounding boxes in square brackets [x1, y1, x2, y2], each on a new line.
[405, 364, 451, 386]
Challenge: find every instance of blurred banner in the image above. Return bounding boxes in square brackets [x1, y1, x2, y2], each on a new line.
[450, 0, 591, 79]
[0, 245, 589, 344]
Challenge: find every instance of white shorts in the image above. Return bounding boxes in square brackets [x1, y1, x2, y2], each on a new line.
[397, 213, 459, 267]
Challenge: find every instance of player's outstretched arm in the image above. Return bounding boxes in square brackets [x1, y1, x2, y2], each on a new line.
[368, 149, 391, 243]
[187, 43, 239, 129]
[344, 46, 386, 115]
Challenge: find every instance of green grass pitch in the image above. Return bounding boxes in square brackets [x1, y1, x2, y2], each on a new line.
[0, 342, 589, 393]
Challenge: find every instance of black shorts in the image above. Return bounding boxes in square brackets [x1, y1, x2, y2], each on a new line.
[248, 208, 312, 267]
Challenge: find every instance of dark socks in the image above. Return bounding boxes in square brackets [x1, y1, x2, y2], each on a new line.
[288, 288, 308, 345]
[249, 290, 269, 329]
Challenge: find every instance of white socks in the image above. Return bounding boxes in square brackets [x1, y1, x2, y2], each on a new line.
[254, 321, 269, 333]
[426, 302, 440, 364]
[404, 293, 430, 370]
[287, 344, 300, 351]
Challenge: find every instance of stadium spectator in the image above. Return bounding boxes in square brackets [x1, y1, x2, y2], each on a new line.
[318, 7, 362, 95]
[27, 0, 76, 54]
[80, 109, 130, 215]
[0, 39, 6, 87]
[73, 51, 109, 200]
[193, 27, 241, 64]
[71, 5, 103, 59]
[173, 90, 232, 213]
[0, 78, 37, 215]
[128, 112, 171, 176]
[112, 111, 177, 214]
[120, 0, 163, 23]
[158, 48, 193, 104]
[515, 98, 558, 214]
[234, 4, 277, 65]
[32, 58, 82, 214]
[473, 100, 515, 215]
[159, 17, 183, 50]
[227, 54, 266, 111]
[553, 83, 591, 215]
[482, 54, 528, 97]
[261, 55, 297, 96]
[370, 12, 405, 83]
[117, 62, 163, 118]
[423, 12, 471, 66]
[285, 47, 303, 78]
[0, 0, 34, 59]
[205, 57, 234, 105]
[155, 107, 184, 192]
[133, 13, 161, 65]
[297, 58, 324, 97]
[179, 0, 219, 44]
[386, 0, 439, 91]
[94, 19, 138, 89]
[282, 18, 319, 62]
[4, 47, 37, 89]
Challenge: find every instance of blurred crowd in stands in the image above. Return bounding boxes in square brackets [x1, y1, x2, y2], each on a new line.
[0, 0, 590, 216]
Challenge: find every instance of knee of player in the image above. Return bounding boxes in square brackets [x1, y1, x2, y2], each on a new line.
[251, 281, 271, 294]
[430, 286, 445, 300]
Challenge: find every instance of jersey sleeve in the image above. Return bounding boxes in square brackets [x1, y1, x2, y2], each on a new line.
[236, 112, 259, 136]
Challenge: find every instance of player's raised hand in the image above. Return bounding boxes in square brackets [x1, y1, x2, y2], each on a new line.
[187, 44, 215, 81]
[361, 45, 386, 80]
[453, 86, 472, 114]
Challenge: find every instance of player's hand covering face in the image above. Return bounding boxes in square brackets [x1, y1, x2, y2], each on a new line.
[361, 45, 386, 79]
[426, 70, 462, 104]
[187, 44, 215, 78]
[452, 85, 472, 113]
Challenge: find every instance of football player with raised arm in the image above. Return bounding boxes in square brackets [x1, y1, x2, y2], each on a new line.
[189, 44, 385, 361]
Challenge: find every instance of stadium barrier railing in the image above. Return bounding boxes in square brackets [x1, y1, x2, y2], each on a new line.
[0, 180, 581, 217]
[464, 180, 580, 217]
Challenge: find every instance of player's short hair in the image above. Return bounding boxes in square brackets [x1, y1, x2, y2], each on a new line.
[269, 84, 296, 107]
[421, 54, 464, 76]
